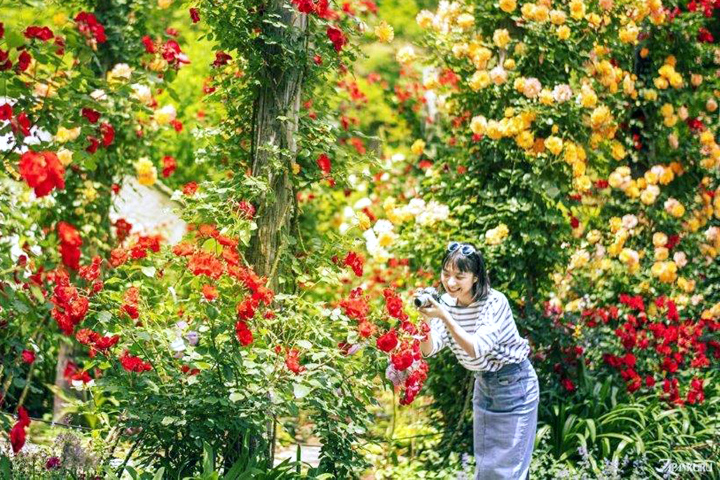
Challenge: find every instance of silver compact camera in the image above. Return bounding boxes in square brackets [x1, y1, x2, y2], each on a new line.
[413, 287, 439, 309]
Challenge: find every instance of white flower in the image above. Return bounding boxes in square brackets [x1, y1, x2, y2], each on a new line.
[354, 197, 372, 210]
[109, 63, 133, 81]
[552, 84, 573, 103]
[373, 219, 394, 235]
[405, 198, 426, 216]
[131, 84, 153, 105]
[90, 89, 108, 101]
[170, 337, 186, 352]
[706, 226, 718, 242]
[522, 78, 542, 98]
[621, 214, 638, 230]
[673, 251, 687, 268]
[155, 104, 177, 124]
[417, 200, 449, 225]
[489, 66, 508, 85]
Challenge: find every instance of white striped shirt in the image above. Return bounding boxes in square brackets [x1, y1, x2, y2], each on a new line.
[424, 288, 530, 372]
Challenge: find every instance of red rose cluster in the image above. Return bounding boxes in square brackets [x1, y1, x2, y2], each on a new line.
[50, 271, 89, 335]
[119, 350, 152, 373]
[75, 12, 107, 44]
[574, 292, 720, 406]
[18, 150, 65, 197]
[10, 406, 31, 453]
[58, 221, 82, 270]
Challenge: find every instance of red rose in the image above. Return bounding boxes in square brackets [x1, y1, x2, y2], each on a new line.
[100, 122, 115, 146]
[316, 153, 331, 174]
[10, 406, 30, 453]
[189, 8, 201, 23]
[212, 51, 232, 67]
[142, 35, 155, 53]
[285, 348, 305, 374]
[21, 349, 36, 364]
[81, 108, 101, 124]
[162, 155, 177, 177]
[391, 348, 414, 371]
[0, 103, 12, 121]
[376, 328, 398, 352]
[343, 251, 364, 277]
[235, 320, 253, 346]
[24, 25, 54, 41]
[19, 151, 65, 197]
[202, 284, 218, 301]
[326, 26, 346, 52]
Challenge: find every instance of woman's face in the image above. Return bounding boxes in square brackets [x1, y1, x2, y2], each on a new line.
[441, 263, 477, 302]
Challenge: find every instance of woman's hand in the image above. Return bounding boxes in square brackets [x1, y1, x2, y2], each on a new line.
[417, 295, 451, 324]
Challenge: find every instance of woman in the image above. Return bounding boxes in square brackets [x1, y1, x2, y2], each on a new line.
[417, 241, 539, 480]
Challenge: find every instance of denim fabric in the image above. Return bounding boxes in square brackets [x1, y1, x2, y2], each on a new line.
[473, 358, 540, 480]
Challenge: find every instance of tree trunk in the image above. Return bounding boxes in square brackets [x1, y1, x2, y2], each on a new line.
[244, 1, 307, 467]
[246, 1, 306, 292]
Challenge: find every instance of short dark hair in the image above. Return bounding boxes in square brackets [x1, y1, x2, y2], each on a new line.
[440, 242, 491, 303]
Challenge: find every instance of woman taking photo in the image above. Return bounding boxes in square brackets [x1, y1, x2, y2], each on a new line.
[417, 241, 539, 480]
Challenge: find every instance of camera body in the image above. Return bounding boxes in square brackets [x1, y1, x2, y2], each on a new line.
[413, 287, 439, 309]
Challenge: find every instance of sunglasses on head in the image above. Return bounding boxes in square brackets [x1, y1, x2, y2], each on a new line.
[447, 242, 476, 256]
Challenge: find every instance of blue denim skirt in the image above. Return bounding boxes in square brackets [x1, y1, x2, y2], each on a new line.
[473, 358, 540, 480]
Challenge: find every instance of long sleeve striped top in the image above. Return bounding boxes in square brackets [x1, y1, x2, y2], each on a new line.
[423, 288, 530, 372]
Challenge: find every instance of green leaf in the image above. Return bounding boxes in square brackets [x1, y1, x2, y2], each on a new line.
[229, 392, 244, 402]
[293, 383, 311, 399]
[296, 340, 312, 349]
[141, 266, 156, 277]
[6, 31, 24, 49]
[161, 416, 176, 425]
[152, 467, 165, 480]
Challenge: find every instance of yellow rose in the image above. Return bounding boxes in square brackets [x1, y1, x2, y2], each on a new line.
[590, 105, 611, 129]
[654, 247, 669, 261]
[539, 89, 554, 105]
[669, 72, 683, 89]
[468, 70, 491, 91]
[619, 22, 639, 43]
[534, 5, 549, 21]
[521, 3, 537, 19]
[640, 189, 658, 205]
[416, 11, 434, 29]
[374, 21, 394, 42]
[493, 29, 511, 48]
[504, 58, 516, 70]
[456, 13, 475, 29]
[486, 120, 503, 140]
[611, 141, 626, 160]
[573, 175, 592, 192]
[572, 160, 586, 177]
[158, 0, 172, 8]
[411, 139, 426, 155]
[57, 148, 73, 167]
[550, 9, 567, 24]
[677, 277, 695, 293]
[396, 46, 417, 64]
[55, 126, 81, 143]
[580, 86, 597, 108]
[515, 130, 535, 149]
[654, 77, 669, 89]
[586, 230, 602, 244]
[135, 158, 157, 186]
[557, 25, 571, 40]
[470, 115, 488, 135]
[569, 0, 586, 19]
[545, 136, 563, 155]
[499, 0, 517, 13]
[291, 163, 301, 174]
